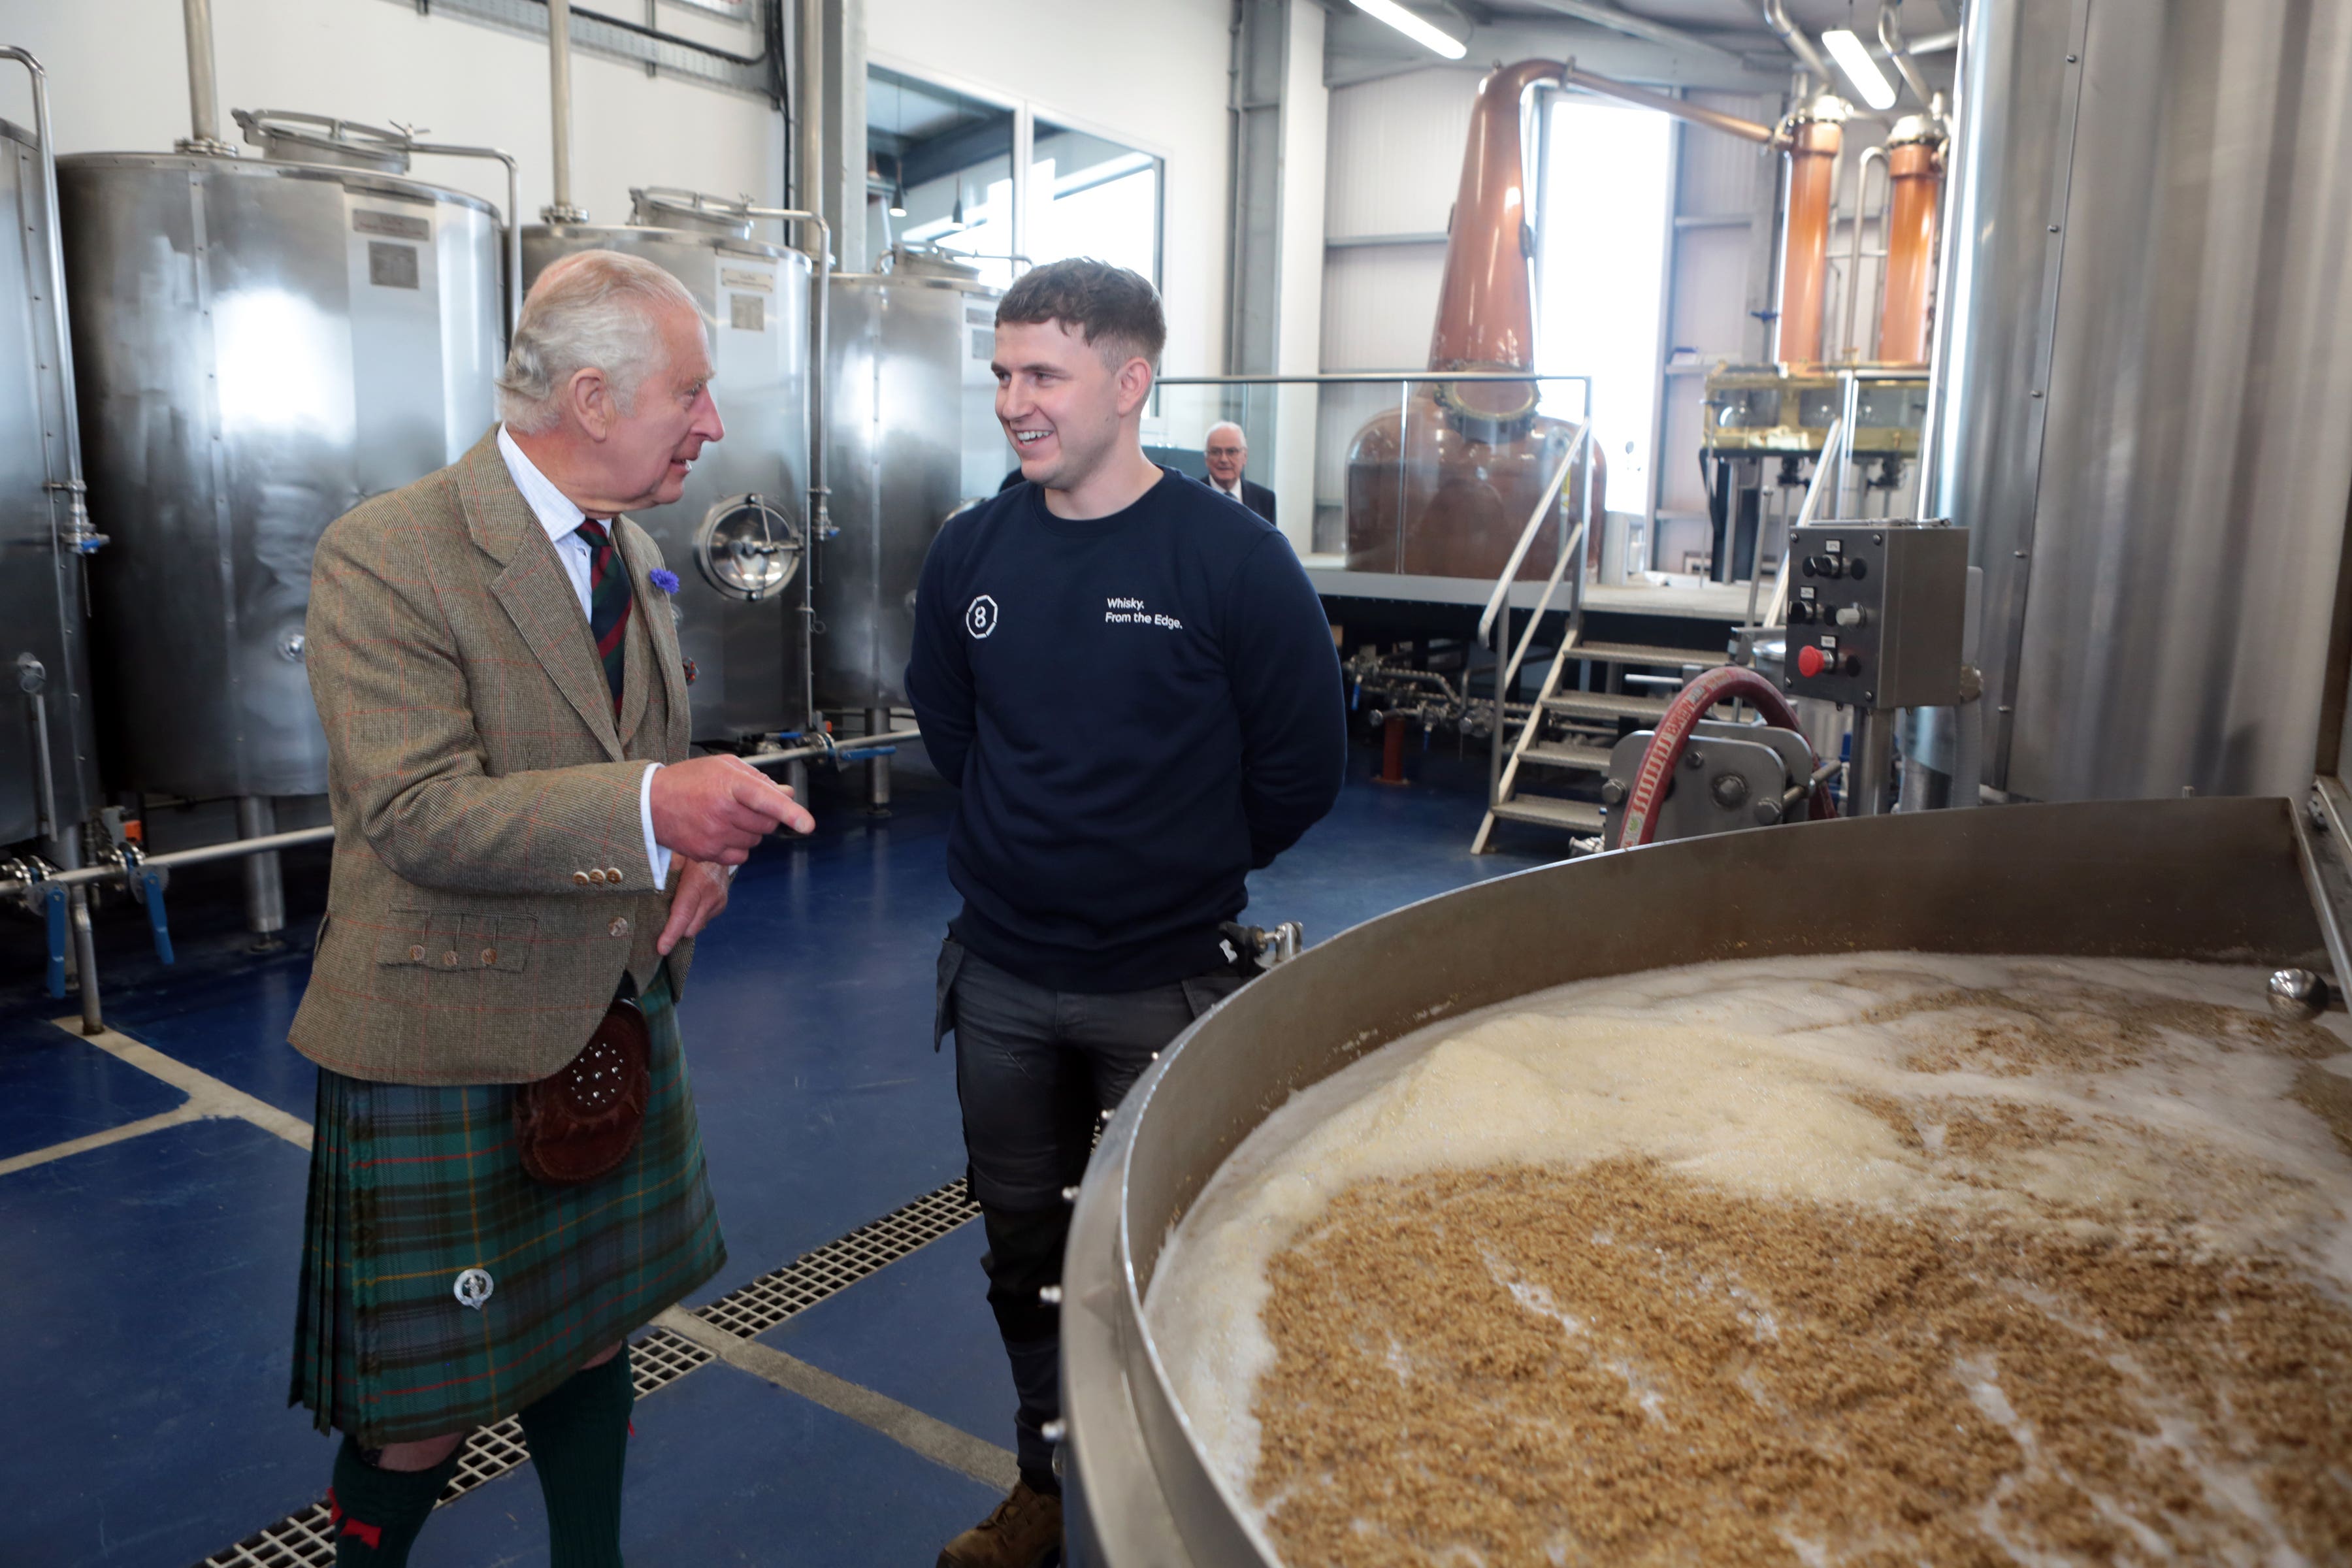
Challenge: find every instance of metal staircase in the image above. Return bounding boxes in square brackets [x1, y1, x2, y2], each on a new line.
[1473, 642, 1726, 852]
[1473, 412, 1852, 855]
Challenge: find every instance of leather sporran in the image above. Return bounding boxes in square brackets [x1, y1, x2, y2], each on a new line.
[513, 1000, 651, 1184]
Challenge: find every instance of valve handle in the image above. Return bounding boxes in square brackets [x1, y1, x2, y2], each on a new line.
[139, 870, 175, 966]
[42, 884, 67, 1000]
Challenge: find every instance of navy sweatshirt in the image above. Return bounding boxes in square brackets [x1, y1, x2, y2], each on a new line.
[904, 468, 1347, 992]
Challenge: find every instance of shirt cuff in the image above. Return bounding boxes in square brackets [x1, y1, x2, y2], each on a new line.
[639, 762, 674, 889]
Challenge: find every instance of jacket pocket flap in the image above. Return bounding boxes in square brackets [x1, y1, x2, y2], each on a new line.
[380, 910, 536, 972]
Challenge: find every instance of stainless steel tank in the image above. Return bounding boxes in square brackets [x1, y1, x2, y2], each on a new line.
[523, 189, 815, 742]
[815, 250, 1003, 713]
[1928, 0, 2352, 802]
[1058, 796, 2327, 1565]
[0, 88, 100, 853]
[57, 128, 506, 800]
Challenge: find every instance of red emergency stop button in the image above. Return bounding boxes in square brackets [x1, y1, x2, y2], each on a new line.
[1797, 645, 1829, 678]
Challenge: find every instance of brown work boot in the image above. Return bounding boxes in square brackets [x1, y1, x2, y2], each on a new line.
[936, 1480, 1062, 1568]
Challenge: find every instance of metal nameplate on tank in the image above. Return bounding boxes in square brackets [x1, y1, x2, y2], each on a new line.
[366, 240, 420, 289]
[352, 207, 431, 241]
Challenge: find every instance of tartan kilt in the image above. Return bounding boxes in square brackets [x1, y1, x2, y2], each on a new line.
[289, 970, 725, 1445]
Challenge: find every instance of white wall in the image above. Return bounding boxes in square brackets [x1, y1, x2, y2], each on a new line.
[0, 0, 784, 231]
[866, 0, 1232, 375]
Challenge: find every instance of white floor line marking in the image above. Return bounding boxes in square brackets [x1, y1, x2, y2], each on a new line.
[49, 1016, 314, 1151]
[0, 1104, 209, 1178]
[655, 1307, 1021, 1493]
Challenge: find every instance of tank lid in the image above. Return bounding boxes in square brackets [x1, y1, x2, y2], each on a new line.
[1887, 112, 1947, 150]
[629, 186, 756, 238]
[884, 244, 985, 282]
[1790, 91, 1852, 125]
[233, 109, 414, 174]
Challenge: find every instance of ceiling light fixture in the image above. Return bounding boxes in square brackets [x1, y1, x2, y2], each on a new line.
[1347, 0, 1467, 61]
[1820, 27, 1897, 110]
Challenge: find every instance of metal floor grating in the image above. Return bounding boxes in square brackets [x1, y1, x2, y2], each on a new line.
[194, 1181, 975, 1567]
[696, 1177, 979, 1339]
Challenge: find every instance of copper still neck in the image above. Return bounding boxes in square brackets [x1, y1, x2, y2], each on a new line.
[1429, 59, 1565, 376]
[1774, 104, 1844, 367]
[1878, 120, 1945, 367]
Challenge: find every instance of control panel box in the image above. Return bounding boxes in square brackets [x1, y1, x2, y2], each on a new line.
[1782, 521, 1968, 708]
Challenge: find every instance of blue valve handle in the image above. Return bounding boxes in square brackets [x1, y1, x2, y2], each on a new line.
[139, 870, 174, 965]
[42, 884, 67, 1000]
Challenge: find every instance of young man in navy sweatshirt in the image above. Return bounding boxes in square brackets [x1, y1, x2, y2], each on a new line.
[909, 259, 1346, 1568]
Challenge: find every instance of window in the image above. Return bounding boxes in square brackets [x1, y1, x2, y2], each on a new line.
[1535, 99, 1674, 514]
[868, 67, 1164, 291]
[1027, 122, 1162, 282]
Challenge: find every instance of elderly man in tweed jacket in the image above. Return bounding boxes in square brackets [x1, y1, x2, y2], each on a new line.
[286, 249, 811, 1567]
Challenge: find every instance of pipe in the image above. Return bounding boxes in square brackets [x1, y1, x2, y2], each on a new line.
[408, 140, 525, 335]
[796, 0, 823, 246]
[1620, 665, 1834, 847]
[863, 708, 892, 813]
[739, 726, 921, 772]
[544, 0, 587, 221]
[1760, 0, 1837, 88]
[1561, 65, 1777, 145]
[181, 0, 229, 152]
[1840, 146, 1889, 361]
[1, 48, 101, 562]
[1877, 1, 1936, 110]
[1908, 18, 1968, 520]
[237, 796, 286, 945]
[61, 826, 101, 1034]
[743, 205, 832, 730]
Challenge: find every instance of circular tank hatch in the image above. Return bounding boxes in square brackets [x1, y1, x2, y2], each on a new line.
[693, 494, 802, 602]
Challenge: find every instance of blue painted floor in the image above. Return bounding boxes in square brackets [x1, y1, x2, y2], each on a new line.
[0, 740, 1549, 1565]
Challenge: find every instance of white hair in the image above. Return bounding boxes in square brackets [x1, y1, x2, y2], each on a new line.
[1205, 421, 1247, 448]
[497, 250, 706, 434]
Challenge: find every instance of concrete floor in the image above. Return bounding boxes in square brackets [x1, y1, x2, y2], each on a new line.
[0, 739, 1556, 1567]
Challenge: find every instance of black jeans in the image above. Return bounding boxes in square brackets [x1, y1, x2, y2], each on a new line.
[936, 938, 1243, 1482]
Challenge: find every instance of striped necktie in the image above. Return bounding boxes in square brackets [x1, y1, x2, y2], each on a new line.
[574, 519, 631, 713]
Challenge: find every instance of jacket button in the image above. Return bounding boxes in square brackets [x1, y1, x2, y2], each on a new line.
[605, 866, 625, 883]
[480, 948, 498, 966]
[441, 950, 459, 968]
[408, 944, 425, 962]
[573, 871, 591, 886]
[589, 868, 608, 885]
[610, 917, 630, 938]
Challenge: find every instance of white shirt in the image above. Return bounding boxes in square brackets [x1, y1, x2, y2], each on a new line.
[497, 425, 673, 890]
[1210, 474, 1243, 500]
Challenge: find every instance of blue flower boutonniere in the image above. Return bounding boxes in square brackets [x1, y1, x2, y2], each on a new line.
[648, 568, 680, 595]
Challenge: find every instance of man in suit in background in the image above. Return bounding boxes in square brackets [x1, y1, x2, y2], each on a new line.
[286, 250, 811, 1567]
[1203, 419, 1275, 526]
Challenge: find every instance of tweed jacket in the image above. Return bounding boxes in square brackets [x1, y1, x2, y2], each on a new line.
[289, 428, 698, 1085]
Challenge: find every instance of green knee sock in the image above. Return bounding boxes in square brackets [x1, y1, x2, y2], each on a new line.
[518, 1347, 636, 1568]
[329, 1433, 461, 1566]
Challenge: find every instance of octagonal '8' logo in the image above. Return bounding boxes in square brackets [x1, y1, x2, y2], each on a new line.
[966, 595, 1000, 640]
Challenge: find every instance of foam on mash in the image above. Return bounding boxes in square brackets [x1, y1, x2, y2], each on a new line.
[1146, 952, 2352, 1507]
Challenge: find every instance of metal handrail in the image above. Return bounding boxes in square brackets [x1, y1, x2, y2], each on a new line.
[1751, 414, 1845, 642]
[1478, 425, 1592, 645]
[1482, 425, 1598, 820]
[1154, 371, 1593, 387]
[0, 725, 918, 902]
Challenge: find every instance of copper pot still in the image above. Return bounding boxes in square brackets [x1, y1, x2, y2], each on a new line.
[1346, 59, 1605, 581]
